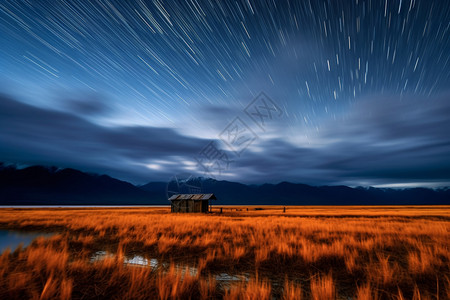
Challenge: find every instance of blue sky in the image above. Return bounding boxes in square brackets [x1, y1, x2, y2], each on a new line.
[0, 0, 449, 187]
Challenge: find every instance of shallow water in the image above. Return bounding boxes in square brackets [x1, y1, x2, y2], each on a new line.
[90, 251, 161, 268]
[215, 273, 248, 282]
[0, 229, 54, 253]
[89, 250, 249, 284]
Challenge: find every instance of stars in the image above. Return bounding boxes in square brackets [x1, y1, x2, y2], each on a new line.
[0, 0, 447, 133]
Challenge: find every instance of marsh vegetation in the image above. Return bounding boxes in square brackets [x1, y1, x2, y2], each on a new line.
[0, 206, 448, 299]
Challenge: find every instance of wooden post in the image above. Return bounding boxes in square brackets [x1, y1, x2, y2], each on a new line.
[283, 207, 286, 213]
[220, 207, 223, 214]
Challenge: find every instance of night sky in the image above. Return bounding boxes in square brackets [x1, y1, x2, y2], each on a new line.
[0, 0, 449, 187]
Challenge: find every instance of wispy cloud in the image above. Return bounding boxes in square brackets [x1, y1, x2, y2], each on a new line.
[1, 92, 449, 187]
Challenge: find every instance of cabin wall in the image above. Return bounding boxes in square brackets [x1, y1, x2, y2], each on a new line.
[170, 200, 208, 213]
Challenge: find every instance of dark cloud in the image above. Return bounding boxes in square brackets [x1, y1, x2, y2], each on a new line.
[229, 92, 450, 186]
[0, 94, 206, 183]
[63, 94, 110, 116]
[1, 92, 449, 187]
[314, 93, 450, 182]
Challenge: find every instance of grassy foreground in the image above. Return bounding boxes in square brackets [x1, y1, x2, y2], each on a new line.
[0, 206, 449, 299]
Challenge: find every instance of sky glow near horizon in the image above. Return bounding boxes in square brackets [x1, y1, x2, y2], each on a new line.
[0, 0, 449, 187]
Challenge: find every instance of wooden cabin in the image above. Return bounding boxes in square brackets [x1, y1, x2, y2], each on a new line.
[168, 193, 216, 213]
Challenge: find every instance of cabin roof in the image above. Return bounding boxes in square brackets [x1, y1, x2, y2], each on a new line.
[168, 193, 216, 201]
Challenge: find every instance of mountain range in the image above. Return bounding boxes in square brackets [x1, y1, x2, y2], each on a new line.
[0, 164, 160, 205]
[0, 163, 449, 205]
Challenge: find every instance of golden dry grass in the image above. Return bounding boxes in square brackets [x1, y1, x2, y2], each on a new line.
[0, 206, 448, 299]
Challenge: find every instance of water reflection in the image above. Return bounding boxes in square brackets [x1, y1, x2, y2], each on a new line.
[89, 250, 249, 284]
[90, 251, 160, 268]
[215, 273, 249, 282]
[0, 230, 54, 253]
[90, 250, 114, 262]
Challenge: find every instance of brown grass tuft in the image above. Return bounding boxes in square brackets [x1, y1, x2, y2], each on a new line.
[310, 273, 335, 300]
[283, 279, 302, 300]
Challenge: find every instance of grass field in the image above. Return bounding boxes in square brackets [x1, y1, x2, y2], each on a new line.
[0, 206, 449, 299]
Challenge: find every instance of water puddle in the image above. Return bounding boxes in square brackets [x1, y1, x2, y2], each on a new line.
[90, 251, 114, 262]
[0, 229, 55, 253]
[125, 255, 159, 268]
[215, 273, 249, 282]
[89, 250, 248, 283]
[90, 251, 161, 269]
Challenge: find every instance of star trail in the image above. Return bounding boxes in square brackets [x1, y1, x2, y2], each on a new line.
[0, 0, 449, 187]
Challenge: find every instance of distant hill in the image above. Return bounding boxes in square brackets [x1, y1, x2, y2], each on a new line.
[141, 177, 450, 205]
[1, 163, 449, 205]
[0, 164, 165, 205]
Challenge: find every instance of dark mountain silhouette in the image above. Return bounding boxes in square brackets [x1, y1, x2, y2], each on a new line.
[1, 163, 449, 205]
[141, 177, 450, 205]
[0, 164, 165, 205]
